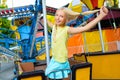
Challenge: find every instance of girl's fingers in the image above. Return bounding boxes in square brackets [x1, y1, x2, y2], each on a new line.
[98, 6, 108, 18]
[101, 6, 108, 15]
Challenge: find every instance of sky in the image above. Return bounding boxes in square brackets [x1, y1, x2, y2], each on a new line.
[6, 0, 72, 8]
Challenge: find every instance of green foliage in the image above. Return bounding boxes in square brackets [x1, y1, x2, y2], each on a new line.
[0, 5, 8, 9]
[0, 18, 11, 34]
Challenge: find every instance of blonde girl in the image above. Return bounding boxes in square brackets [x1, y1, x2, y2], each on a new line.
[45, 6, 108, 80]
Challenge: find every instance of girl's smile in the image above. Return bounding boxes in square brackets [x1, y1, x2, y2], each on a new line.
[55, 9, 66, 27]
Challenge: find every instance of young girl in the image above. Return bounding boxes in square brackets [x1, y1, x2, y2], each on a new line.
[45, 6, 108, 80]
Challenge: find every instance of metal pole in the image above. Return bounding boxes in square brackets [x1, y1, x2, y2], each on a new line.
[42, 0, 50, 65]
[82, 32, 88, 53]
[97, 13, 105, 52]
[29, 15, 39, 58]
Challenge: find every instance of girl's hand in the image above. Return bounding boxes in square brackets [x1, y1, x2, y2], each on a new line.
[100, 6, 109, 17]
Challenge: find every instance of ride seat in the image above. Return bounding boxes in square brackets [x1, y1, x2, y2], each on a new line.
[20, 62, 34, 72]
[17, 62, 46, 80]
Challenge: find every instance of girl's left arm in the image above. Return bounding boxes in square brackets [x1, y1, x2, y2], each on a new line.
[68, 6, 108, 34]
[81, 9, 99, 15]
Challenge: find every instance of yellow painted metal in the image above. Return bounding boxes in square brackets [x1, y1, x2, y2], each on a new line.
[36, 49, 52, 60]
[84, 30, 108, 52]
[87, 53, 120, 79]
[76, 67, 91, 80]
[10, 26, 20, 39]
[81, 0, 93, 10]
[68, 0, 83, 12]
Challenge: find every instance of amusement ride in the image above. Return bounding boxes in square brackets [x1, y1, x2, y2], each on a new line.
[0, 0, 120, 80]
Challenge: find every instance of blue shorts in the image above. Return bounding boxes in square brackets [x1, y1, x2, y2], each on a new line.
[45, 57, 71, 79]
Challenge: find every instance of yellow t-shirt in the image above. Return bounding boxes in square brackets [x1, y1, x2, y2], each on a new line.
[51, 26, 69, 63]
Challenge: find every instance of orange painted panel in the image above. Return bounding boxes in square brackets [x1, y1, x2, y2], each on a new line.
[67, 33, 84, 57]
[107, 42, 117, 52]
[105, 28, 120, 42]
[67, 33, 83, 46]
[68, 46, 84, 58]
[105, 28, 120, 52]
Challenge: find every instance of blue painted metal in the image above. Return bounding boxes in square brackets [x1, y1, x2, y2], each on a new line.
[67, 14, 95, 27]
[0, 0, 44, 61]
[0, 45, 19, 58]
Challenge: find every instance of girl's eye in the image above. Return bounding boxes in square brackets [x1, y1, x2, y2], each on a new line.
[55, 14, 58, 16]
[60, 15, 63, 18]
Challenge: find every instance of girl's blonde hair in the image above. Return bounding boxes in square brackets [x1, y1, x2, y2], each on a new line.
[60, 7, 80, 22]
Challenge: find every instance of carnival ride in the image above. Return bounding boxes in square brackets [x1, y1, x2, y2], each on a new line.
[0, 0, 94, 62]
[0, 0, 120, 80]
[0, 0, 94, 79]
[0, 0, 52, 79]
[0, 0, 52, 61]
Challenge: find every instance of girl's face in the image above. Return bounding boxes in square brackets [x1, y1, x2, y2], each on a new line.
[55, 9, 66, 27]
